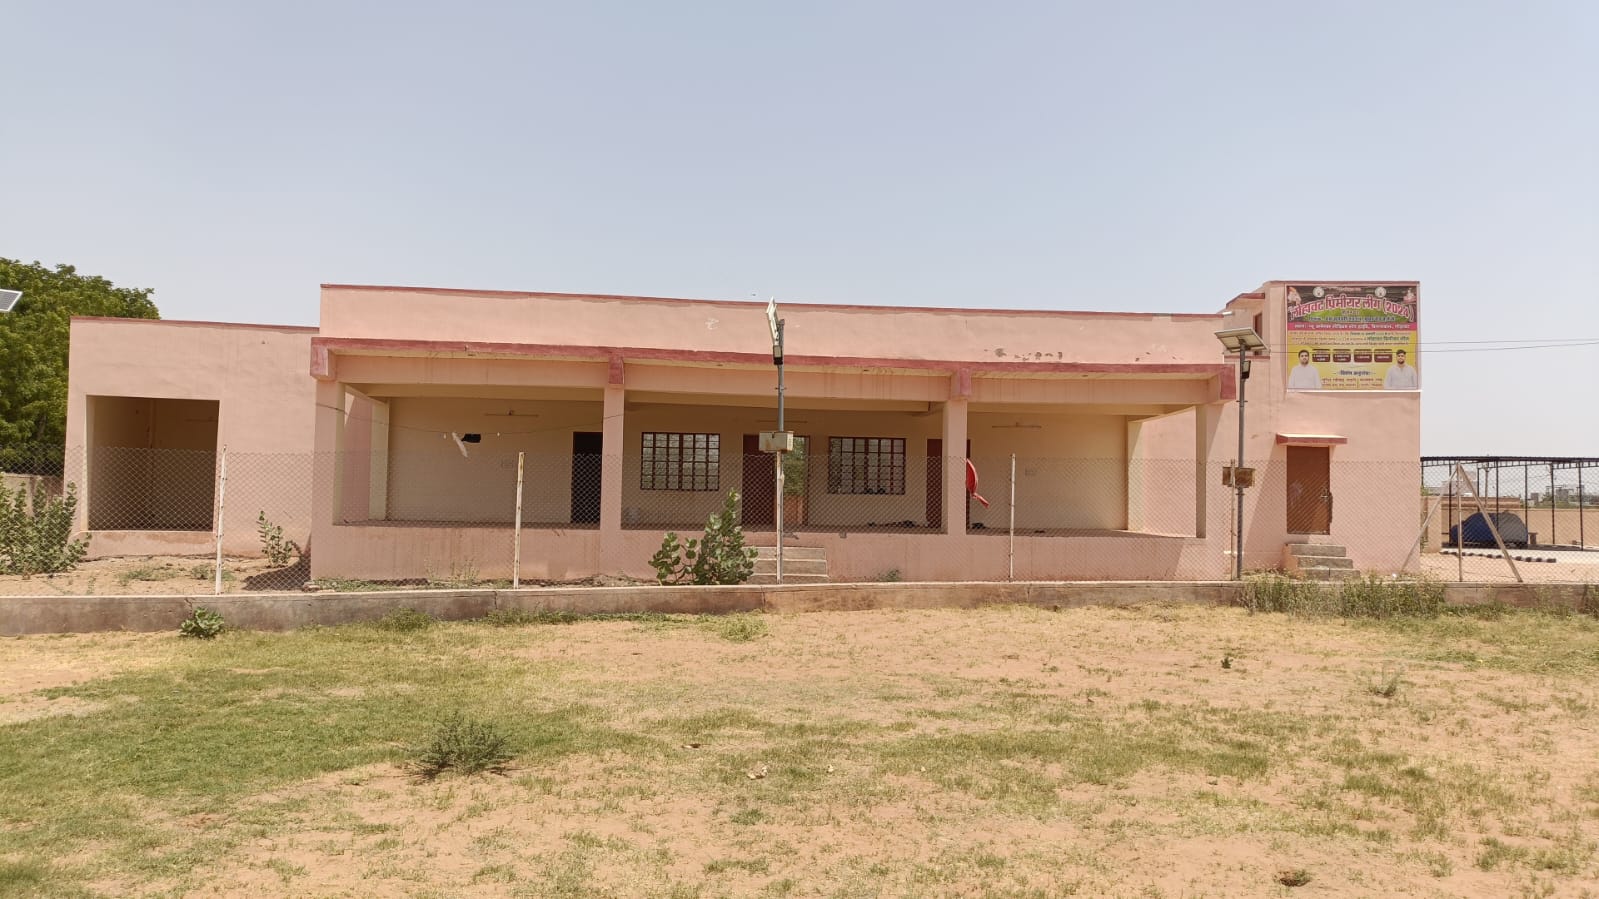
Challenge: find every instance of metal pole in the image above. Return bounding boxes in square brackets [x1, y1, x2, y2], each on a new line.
[512, 452, 524, 589]
[213, 446, 227, 596]
[1008, 453, 1016, 581]
[775, 319, 785, 585]
[1551, 462, 1557, 547]
[1579, 462, 1586, 548]
[1234, 353, 1247, 580]
[1456, 469, 1463, 582]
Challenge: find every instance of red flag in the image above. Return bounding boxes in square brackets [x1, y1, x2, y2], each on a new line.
[965, 459, 989, 508]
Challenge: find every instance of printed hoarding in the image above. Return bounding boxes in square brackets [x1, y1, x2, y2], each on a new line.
[1285, 284, 1418, 391]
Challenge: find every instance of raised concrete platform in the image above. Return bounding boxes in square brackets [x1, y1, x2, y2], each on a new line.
[2, 581, 1594, 635]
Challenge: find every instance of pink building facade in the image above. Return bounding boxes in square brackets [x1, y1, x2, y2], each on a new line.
[64, 281, 1421, 581]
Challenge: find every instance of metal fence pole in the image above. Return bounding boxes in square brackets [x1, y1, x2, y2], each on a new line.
[213, 445, 228, 596]
[512, 451, 524, 589]
[1550, 462, 1557, 546]
[1008, 454, 1016, 582]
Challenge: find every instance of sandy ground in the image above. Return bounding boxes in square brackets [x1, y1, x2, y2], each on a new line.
[1421, 551, 1599, 583]
[0, 555, 302, 596]
[3, 550, 1594, 597]
[4, 605, 1597, 898]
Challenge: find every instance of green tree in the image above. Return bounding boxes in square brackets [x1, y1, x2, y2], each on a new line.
[0, 259, 159, 458]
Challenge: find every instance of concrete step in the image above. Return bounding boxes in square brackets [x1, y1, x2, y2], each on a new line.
[747, 572, 831, 585]
[1296, 555, 1354, 570]
[753, 545, 827, 562]
[752, 557, 829, 576]
[1298, 566, 1358, 581]
[1286, 543, 1349, 559]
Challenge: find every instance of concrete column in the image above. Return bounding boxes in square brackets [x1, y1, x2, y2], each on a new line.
[309, 379, 345, 578]
[368, 397, 390, 520]
[1194, 402, 1225, 540]
[942, 396, 970, 536]
[599, 382, 626, 570]
[1126, 420, 1146, 533]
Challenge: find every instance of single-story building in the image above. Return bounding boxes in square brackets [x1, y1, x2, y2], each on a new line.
[63, 281, 1421, 581]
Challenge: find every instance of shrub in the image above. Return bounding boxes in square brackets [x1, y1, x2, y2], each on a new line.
[650, 491, 757, 586]
[412, 712, 513, 779]
[0, 481, 90, 576]
[179, 607, 225, 639]
[1241, 572, 1445, 619]
[256, 511, 301, 567]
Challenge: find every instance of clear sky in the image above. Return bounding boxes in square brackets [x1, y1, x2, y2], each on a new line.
[4, 1, 1595, 456]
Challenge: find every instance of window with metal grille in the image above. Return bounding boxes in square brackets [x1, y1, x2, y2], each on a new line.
[641, 432, 720, 491]
[828, 436, 906, 495]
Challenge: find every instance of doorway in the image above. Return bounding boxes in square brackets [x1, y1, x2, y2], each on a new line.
[1286, 446, 1332, 534]
[571, 432, 603, 524]
[742, 434, 809, 528]
[925, 438, 972, 530]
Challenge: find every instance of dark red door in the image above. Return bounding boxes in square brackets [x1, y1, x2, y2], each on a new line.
[742, 434, 775, 527]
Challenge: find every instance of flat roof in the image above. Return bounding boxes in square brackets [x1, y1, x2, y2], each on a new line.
[320, 283, 1225, 322]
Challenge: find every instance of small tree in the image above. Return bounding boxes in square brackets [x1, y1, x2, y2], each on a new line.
[650, 491, 757, 585]
[0, 481, 90, 576]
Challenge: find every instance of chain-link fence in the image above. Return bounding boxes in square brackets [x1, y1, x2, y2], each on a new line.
[2, 443, 1595, 593]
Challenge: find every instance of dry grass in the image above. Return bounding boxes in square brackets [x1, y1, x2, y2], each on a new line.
[1, 604, 1597, 897]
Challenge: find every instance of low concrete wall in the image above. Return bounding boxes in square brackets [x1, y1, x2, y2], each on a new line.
[2, 581, 1594, 635]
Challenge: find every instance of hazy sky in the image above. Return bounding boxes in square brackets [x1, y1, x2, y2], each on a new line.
[4, 1, 1595, 455]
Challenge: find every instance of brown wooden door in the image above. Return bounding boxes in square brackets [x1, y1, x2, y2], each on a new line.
[571, 432, 603, 524]
[1286, 446, 1332, 534]
[742, 434, 775, 527]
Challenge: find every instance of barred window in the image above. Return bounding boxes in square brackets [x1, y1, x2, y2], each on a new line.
[828, 436, 906, 495]
[641, 432, 720, 491]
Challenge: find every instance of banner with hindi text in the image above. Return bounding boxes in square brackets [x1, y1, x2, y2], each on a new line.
[1284, 283, 1419, 391]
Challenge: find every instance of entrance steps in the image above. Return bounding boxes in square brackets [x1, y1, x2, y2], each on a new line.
[749, 545, 829, 585]
[1283, 543, 1355, 581]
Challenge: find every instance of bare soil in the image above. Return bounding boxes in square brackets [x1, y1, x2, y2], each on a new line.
[3, 605, 1597, 897]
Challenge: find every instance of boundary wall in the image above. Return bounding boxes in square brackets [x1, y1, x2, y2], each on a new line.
[2, 581, 1592, 635]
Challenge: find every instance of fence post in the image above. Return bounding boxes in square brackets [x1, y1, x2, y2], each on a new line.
[512, 452, 525, 589]
[213, 445, 228, 596]
[1008, 454, 1016, 582]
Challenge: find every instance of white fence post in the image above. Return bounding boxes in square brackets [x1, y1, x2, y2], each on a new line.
[512, 452, 525, 589]
[213, 445, 228, 596]
[1008, 454, 1016, 582]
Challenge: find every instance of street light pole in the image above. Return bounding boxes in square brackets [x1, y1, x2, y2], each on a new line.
[774, 318, 785, 585]
[1214, 327, 1265, 581]
[1234, 350, 1249, 580]
[766, 299, 787, 585]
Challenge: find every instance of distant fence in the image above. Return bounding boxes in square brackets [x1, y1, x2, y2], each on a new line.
[1, 444, 1595, 593]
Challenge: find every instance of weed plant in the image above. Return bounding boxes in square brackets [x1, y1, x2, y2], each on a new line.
[255, 512, 300, 567]
[372, 609, 435, 632]
[179, 607, 225, 639]
[412, 712, 513, 780]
